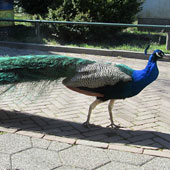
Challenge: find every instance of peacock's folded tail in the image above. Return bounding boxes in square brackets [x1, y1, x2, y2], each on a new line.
[0, 55, 95, 85]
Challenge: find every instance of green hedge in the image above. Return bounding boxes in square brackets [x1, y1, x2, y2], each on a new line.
[17, 0, 143, 40]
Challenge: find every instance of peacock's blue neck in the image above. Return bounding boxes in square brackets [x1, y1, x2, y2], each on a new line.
[143, 54, 158, 76]
[131, 54, 159, 96]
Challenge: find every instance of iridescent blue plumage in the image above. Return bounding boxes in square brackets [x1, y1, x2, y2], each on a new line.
[105, 49, 163, 100]
[130, 49, 163, 97]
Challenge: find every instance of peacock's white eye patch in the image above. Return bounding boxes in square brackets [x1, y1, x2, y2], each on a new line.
[156, 51, 164, 58]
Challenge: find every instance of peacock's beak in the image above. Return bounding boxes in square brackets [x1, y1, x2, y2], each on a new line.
[162, 52, 166, 58]
[156, 51, 165, 59]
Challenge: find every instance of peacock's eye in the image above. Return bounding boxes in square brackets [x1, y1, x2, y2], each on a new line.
[156, 51, 164, 58]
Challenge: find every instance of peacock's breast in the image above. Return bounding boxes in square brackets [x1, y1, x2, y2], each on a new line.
[128, 66, 159, 97]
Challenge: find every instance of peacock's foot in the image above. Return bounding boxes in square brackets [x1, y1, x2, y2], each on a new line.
[83, 121, 91, 128]
[107, 123, 123, 129]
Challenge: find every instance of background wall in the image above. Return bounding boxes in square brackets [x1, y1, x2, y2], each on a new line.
[138, 0, 170, 27]
[138, 0, 170, 19]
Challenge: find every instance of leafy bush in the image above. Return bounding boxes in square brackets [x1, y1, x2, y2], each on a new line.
[17, 0, 143, 40]
[47, 6, 92, 41]
[45, 0, 143, 40]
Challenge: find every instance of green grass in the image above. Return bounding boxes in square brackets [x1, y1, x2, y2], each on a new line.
[58, 29, 169, 53]
[14, 13, 34, 27]
[0, 131, 6, 135]
[39, 26, 170, 53]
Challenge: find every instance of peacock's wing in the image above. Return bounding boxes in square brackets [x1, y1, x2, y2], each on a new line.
[63, 63, 134, 88]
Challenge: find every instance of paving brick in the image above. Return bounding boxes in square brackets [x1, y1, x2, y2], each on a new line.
[0, 133, 31, 154]
[12, 148, 62, 170]
[108, 144, 143, 154]
[0, 127, 18, 133]
[31, 117, 48, 126]
[48, 141, 71, 151]
[132, 123, 158, 130]
[132, 139, 154, 146]
[31, 137, 51, 149]
[129, 130, 149, 136]
[128, 133, 155, 143]
[103, 136, 123, 143]
[144, 149, 170, 158]
[115, 129, 132, 139]
[16, 130, 44, 138]
[153, 137, 170, 149]
[0, 153, 10, 169]
[155, 132, 170, 142]
[131, 140, 163, 150]
[69, 122, 89, 133]
[76, 139, 108, 148]
[141, 156, 170, 170]
[44, 135, 76, 144]
[0, 112, 10, 120]
[59, 145, 110, 170]
[83, 128, 111, 137]
[86, 134, 108, 141]
[163, 149, 170, 153]
[115, 117, 134, 127]
[134, 118, 157, 125]
[56, 130, 81, 137]
[45, 120, 69, 128]
[146, 142, 163, 150]
[17, 123, 39, 130]
[43, 128, 61, 135]
[97, 161, 140, 170]
[20, 119, 34, 124]
[60, 126, 74, 131]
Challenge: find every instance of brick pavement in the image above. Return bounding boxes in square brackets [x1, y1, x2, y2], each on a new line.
[0, 46, 170, 158]
[2, 133, 170, 170]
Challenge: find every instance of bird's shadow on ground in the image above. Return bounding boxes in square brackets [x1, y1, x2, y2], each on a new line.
[0, 109, 170, 150]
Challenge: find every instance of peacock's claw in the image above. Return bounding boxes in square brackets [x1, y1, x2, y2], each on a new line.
[83, 121, 91, 128]
[107, 123, 123, 129]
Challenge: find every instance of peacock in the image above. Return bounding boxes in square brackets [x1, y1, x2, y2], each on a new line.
[0, 48, 165, 128]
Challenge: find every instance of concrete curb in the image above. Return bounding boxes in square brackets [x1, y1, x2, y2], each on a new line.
[0, 41, 170, 61]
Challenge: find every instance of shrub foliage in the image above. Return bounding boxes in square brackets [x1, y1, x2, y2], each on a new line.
[17, 0, 143, 40]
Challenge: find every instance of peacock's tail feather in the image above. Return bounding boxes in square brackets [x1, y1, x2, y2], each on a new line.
[0, 55, 95, 84]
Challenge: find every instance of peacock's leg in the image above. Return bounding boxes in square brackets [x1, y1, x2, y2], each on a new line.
[83, 99, 103, 128]
[107, 99, 121, 128]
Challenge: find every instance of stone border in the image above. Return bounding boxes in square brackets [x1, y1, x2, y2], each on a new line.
[0, 41, 170, 61]
[0, 127, 170, 159]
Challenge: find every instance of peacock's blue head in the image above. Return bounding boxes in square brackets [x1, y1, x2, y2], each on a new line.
[148, 49, 165, 62]
[152, 49, 165, 60]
